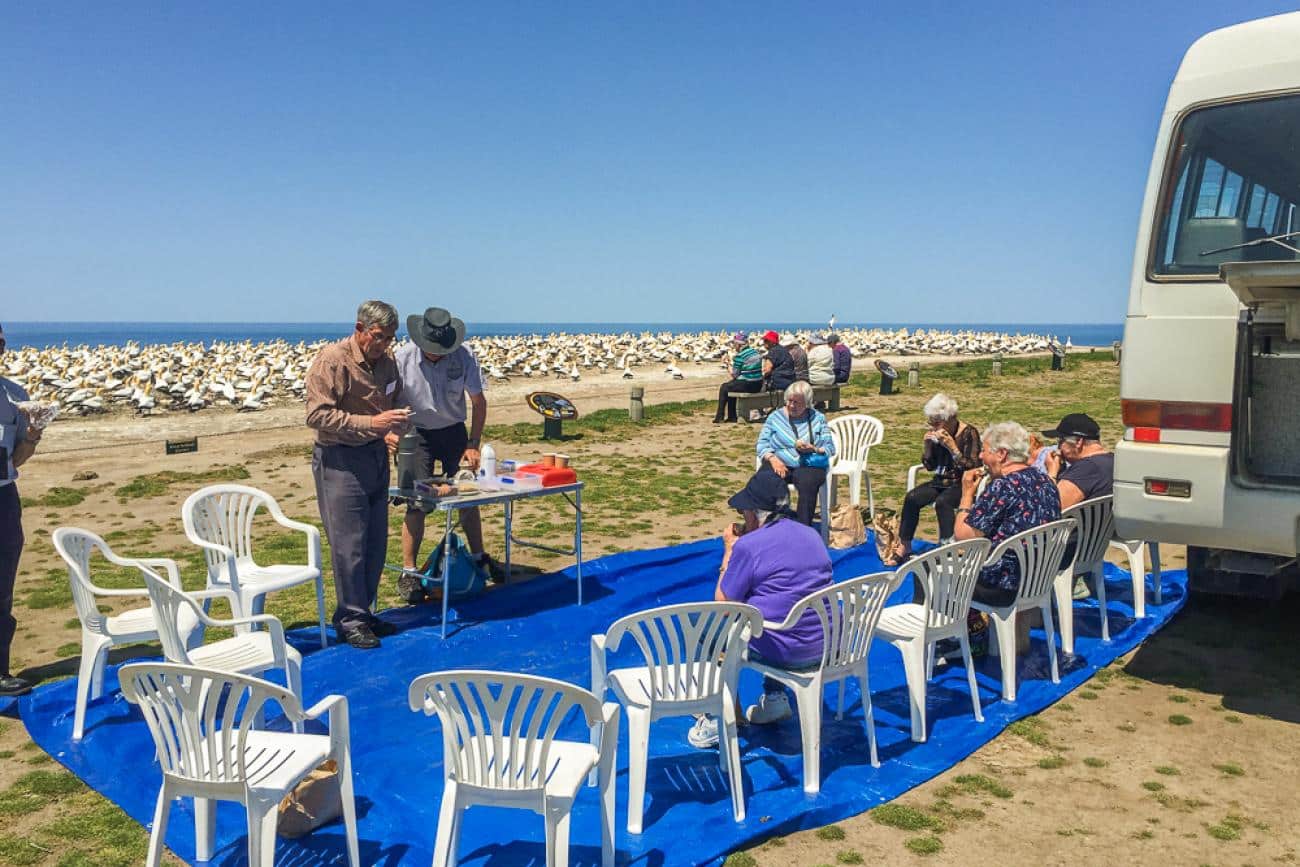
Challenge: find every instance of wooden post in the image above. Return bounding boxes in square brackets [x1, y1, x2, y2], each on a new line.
[629, 386, 644, 422]
[907, 362, 920, 388]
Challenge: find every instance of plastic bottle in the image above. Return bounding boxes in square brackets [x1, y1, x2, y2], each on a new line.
[480, 442, 497, 480]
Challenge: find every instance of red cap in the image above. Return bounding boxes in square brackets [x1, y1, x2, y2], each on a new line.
[763, 330, 780, 343]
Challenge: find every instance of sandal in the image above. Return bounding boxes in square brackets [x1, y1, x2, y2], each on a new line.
[882, 546, 914, 568]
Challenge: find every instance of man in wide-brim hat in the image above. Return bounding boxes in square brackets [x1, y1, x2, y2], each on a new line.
[393, 307, 504, 602]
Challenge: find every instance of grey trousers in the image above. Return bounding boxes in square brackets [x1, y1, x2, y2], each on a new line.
[312, 441, 389, 633]
[0, 484, 21, 675]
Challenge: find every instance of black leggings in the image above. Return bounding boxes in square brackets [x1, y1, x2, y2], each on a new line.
[715, 378, 763, 421]
[757, 465, 826, 526]
[899, 479, 962, 542]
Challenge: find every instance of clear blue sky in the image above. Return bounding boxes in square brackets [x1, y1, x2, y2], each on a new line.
[2, 1, 1294, 325]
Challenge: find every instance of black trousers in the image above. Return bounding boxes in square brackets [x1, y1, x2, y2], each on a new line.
[757, 464, 826, 527]
[715, 378, 763, 421]
[900, 479, 962, 542]
[312, 441, 390, 634]
[0, 484, 22, 676]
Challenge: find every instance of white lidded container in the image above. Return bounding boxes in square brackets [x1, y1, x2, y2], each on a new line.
[479, 442, 497, 479]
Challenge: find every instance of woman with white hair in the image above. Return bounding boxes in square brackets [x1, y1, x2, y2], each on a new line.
[954, 421, 1061, 605]
[756, 380, 836, 526]
[884, 393, 982, 566]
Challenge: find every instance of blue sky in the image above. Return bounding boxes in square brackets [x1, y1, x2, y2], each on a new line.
[2, 2, 1295, 325]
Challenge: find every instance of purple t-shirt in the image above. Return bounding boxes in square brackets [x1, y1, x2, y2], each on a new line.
[720, 518, 833, 666]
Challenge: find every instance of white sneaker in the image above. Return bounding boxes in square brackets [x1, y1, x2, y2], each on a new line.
[688, 715, 719, 749]
[745, 690, 792, 725]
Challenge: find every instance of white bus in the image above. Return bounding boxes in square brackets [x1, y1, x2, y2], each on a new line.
[1114, 12, 1300, 596]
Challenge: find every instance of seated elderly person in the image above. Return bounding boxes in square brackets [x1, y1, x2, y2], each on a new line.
[953, 421, 1061, 607]
[688, 470, 833, 748]
[756, 381, 836, 527]
[884, 392, 981, 566]
[713, 331, 765, 423]
[807, 334, 836, 387]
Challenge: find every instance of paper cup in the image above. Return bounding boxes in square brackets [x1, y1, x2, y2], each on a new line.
[554, 454, 570, 468]
[542, 453, 557, 467]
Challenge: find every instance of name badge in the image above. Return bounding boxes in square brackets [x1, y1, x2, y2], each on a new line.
[385, 381, 397, 396]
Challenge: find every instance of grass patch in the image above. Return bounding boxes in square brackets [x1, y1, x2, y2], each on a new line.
[1037, 755, 1067, 770]
[815, 825, 846, 841]
[116, 464, 250, 501]
[1213, 762, 1245, 777]
[1082, 757, 1108, 768]
[1223, 714, 1243, 724]
[1168, 694, 1191, 704]
[870, 803, 943, 832]
[1007, 716, 1051, 748]
[1078, 689, 1100, 700]
[905, 836, 944, 855]
[835, 851, 864, 865]
[950, 774, 1013, 799]
[27, 486, 87, 508]
[1142, 781, 1166, 792]
[723, 853, 757, 867]
[1154, 765, 1181, 776]
[1168, 714, 1193, 726]
[1206, 822, 1239, 841]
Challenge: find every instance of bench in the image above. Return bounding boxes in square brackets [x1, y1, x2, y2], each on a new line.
[736, 384, 842, 422]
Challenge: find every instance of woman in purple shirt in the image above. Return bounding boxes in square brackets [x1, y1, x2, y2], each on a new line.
[688, 470, 833, 749]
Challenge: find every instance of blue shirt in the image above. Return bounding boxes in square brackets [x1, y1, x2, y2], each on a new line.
[967, 467, 1061, 591]
[757, 408, 836, 469]
[0, 377, 32, 485]
[395, 342, 484, 431]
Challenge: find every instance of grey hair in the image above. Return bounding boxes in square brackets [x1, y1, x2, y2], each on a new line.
[982, 421, 1031, 463]
[922, 392, 958, 420]
[356, 300, 398, 330]
[784, 381, 815, 404]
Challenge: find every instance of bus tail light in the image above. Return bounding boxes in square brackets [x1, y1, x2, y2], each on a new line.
[1122, 399, 1232, 432]
[1144, 478, 1192, 498]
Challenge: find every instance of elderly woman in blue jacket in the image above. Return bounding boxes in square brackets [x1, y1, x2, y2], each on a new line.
[756, 381, 836, 526]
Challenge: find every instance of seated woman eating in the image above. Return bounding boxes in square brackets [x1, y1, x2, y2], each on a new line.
[954, 421, 1061, 607]
[884, 393, 981, 566]
[756, 381, 836, 527]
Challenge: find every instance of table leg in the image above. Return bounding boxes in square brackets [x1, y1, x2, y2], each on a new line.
[440, 509, 453, 639]
[575, 487, 584, 605]
[504, 499, 513, 581]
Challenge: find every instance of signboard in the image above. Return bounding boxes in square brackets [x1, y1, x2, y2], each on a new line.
[165, 437, 199, 455]
[874, 359, 899, 380]
[526, 392, 579, 421]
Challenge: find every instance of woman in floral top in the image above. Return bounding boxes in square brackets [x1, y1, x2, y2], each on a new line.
[954, 421, 1061, 606]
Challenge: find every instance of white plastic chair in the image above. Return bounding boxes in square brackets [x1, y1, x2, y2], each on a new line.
[139, 564, 305, 733]
[744, 571, 899, 794]
[591, 602, 763, 833]
[183, 484, 327, 648]
[119, 662, 358, 867]
[754, 455, 831, 545]
[409, 670, 620, 867]
[876, 538, 992, 742]
[970, 519, 1076, 701]
[827, 414, 884, 514]
[1109, 538, 1162, 618]
[52, 527, 196, 742]
[1054, 495, 1116, 654]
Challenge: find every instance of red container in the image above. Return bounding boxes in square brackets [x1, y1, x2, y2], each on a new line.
[515, 463, 578, 487]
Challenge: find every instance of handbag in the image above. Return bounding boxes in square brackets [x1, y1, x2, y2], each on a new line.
[796, 417, 831, 468]
[419, 532, 488, 598]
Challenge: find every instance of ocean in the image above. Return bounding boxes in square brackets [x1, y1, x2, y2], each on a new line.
[3, 321, 1123, 350]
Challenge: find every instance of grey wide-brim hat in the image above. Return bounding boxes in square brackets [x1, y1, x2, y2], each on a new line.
[407, 307, 466, 354]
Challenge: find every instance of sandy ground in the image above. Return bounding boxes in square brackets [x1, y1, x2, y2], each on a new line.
[6, 348, 1298, 866]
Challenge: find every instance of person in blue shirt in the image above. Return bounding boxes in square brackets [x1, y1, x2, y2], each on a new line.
[0, 324, 42, 696]
[756, 381, 836, 526]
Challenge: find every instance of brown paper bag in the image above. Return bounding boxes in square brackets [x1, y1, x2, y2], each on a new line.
[872, 511, 901, 562]
[278, 759, 342, 839]
[829, 503, 866, 549]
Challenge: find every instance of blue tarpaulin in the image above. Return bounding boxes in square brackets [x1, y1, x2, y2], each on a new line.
[21, 536, 1186, 866]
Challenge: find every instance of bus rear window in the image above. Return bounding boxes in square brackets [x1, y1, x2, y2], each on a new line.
[1153, 94, 1300, 277]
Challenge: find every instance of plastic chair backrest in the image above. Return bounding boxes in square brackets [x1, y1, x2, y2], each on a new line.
[119, 662, 298, 786]
[139, 569, 198, 664]
[898, 538, 992, 631]
[605, 602, 763, 704]
[986, 518, 1078, 601]
[184, 484, 273, 575]
[52, 528, 110, 632]
[408, 670, 602, 792]
[1061, 495, 1115, 569]
[786, 572, 898, 673]
[828, 415, 884, 465]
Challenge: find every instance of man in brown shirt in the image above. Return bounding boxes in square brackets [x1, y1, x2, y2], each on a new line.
[306, 300, 411, 649]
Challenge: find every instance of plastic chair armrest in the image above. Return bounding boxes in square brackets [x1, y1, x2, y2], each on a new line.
[187, 535, 236, 560]
[302, 693, 348, 722]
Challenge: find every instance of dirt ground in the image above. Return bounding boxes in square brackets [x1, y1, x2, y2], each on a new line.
[5, 353, 1299, 866]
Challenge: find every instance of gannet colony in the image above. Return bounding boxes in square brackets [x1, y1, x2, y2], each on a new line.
[4, 328, 1070, 417]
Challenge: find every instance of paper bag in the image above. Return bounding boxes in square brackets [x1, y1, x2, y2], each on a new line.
[278, 760, 342, 839]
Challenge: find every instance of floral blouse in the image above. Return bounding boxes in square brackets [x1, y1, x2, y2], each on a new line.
[967, 467, 1061, 590]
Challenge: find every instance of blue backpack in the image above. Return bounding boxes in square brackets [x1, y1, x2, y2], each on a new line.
[419, 533, 488, 598]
